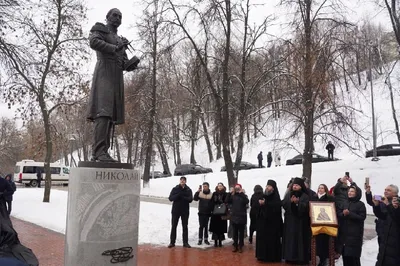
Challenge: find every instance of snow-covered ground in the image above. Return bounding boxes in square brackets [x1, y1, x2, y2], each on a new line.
[11, 189, 207, 248]
[11, 187, 379, 265]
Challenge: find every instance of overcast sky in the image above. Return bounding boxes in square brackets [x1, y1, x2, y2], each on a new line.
[0, 0, 391, 122]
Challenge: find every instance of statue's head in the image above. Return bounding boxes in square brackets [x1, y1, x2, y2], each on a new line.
[106, 8, 122, 28]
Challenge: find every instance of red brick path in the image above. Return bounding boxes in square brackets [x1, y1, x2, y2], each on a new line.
[12, 217, 286, 266]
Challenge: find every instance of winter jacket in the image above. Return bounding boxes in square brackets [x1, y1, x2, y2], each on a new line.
[168, 185, 193, 215]
[334, 181, 357, 212]
[227, 192, 249, 225]
[257, 153, 263, 161]
[326, 143, 335, 152]
[365, 192, 385, 242]
[250, 192, 264, 219]
[0, 178, 13, 201]
[267, 153, 272, 163]
[337, 188, 366, 258]
[193, 190, 212, 215]
[374, 203, 400, 266]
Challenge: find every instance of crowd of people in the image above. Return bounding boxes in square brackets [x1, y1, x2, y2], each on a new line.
[167, 175, 400, 266]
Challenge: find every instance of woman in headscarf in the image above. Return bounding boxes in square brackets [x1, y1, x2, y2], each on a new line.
[313, 184, 335, 266]
[209, 182, 228, 247]
[249, 185, 264, 244]
[256, 179, 283, 262]
[282, 177, 311, 265]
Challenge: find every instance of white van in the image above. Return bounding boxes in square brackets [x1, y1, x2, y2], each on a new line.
[14, 160, 70, 187]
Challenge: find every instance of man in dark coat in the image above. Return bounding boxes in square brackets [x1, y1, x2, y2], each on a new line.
[193, 182, 212, 245]
[256, 179, 283, 262]
[4, 174, 16, 215]
[35, 168, 42, 188]
[266, 152, 273, 168]
[87, 8, 138, 162]
[227, 184, 249, 253]
[371, 184, 400, 266]
[337, 185, 366, 266]
[168, 176, 193, 248]
[365, 184, 385, 247]
[257, 152, 263, 168]
[282, 177, 311, 265]
[326, 141, 335, 160]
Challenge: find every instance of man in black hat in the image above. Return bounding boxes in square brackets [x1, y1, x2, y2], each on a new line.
[168, 176, 193, 248]
[282, 177, 311, 265]
[87, 8, 139, 162]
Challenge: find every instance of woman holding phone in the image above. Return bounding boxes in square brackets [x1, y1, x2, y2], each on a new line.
[337, 185, 366, 266]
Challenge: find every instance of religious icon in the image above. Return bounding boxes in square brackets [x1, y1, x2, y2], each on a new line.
[309, 202, 338, 227]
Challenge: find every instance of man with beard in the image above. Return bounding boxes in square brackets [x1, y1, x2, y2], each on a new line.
[87, 8, 139, 162]
[193, 182, 212, 245]
[256, 179, 283, 262]
[282, 177, 311, 265]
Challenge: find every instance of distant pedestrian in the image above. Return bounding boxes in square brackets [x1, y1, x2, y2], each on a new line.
[257, 152, 263, 168]
[36, 168, 42, 188]
[275, 152, 281, 167]
[0, 175, 13, 217]
[168, 176, 193, 248]
[4, 174, 16, 215]
[193, 182, 212, 246]
[326, 141, 335, 160]
[267, 152, 273, 168]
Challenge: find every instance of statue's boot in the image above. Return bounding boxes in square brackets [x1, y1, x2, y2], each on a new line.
[91, 117, 114, 162]
[96, 153, 118, 163]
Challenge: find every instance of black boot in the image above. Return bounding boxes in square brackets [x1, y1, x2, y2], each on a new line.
[204, 240, 210, 245]
[197, 240, 202, 245]
[218, 240, 222, 247]
[214, 240, 218, 247]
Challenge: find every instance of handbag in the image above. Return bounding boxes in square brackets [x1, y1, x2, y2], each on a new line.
[213, 203, 227, 215]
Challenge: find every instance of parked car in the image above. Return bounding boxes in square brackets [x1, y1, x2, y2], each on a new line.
[366, 144, 400, 158]
[220, 161, 261, 172]
[286, 153, 338, 165]
[141, 171, 171, 179]
[174, 164, 213, 176]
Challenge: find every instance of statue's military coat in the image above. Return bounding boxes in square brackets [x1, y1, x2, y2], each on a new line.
[86, 22, 128, 125]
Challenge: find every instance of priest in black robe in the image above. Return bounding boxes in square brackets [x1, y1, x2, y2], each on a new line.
[256, 179, 283, 262]
[282, 177, 311, 265]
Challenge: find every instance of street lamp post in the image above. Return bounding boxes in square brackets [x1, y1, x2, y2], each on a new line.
[368, 41, 379, 162]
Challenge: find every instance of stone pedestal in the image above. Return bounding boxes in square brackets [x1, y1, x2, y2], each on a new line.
[65, 162, 140, 266]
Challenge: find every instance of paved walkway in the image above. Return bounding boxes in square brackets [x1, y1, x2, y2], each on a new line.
[12, 215, 377, 266]
[12, 217, 286, 266]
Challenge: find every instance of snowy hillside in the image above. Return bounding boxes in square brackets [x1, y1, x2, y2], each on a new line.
[127, 62, 400, 173]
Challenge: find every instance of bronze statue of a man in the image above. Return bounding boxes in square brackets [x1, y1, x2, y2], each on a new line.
[87, 8, 139, 162]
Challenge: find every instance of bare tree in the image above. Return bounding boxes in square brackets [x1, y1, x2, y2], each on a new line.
[168, 0, 236, 186]
[0, 0, 89, 202]
[138, 0, 172, 187]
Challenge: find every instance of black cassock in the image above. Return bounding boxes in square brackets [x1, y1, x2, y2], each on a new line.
[282, 191, 311, 264]
[255, 191, 283, 262]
